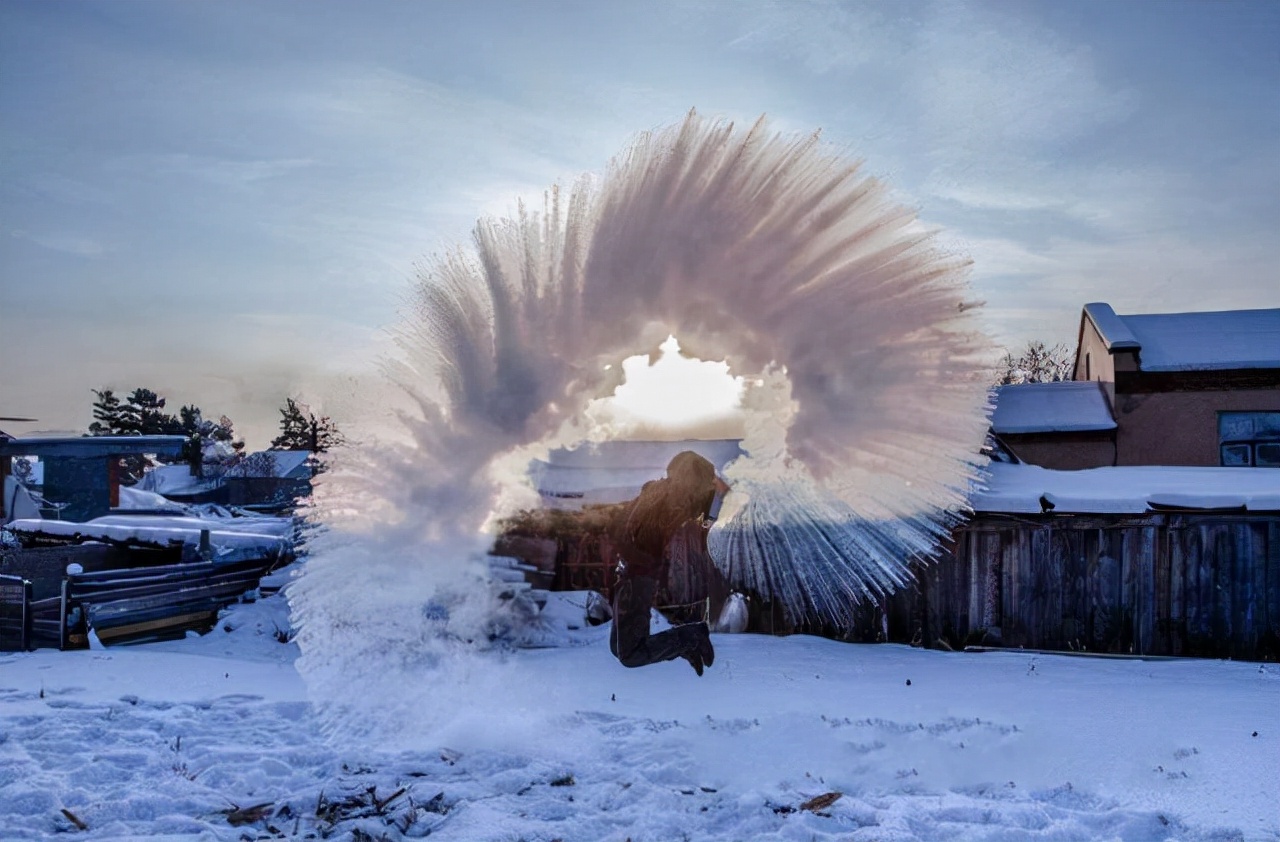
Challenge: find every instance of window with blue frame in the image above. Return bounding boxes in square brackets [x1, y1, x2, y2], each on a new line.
[1219, 412, 1280, 467]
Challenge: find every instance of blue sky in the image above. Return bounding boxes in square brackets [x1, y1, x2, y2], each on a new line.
[2, 0, 1277, 447]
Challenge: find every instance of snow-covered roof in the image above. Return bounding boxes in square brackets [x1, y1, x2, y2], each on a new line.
[226, 450, 312, 479]
[117, 485, 187, 513]
[1082, 302, 1141, 351]
[0, 435, 188, 457]
[971, 462, 1280, 514]
[138, 464, 223, 497]
[991, 382, 1115, 434]
[1086, 303, 1280, 371]
[529, 439, 743, 507]
[1123, 308, 1280, 371]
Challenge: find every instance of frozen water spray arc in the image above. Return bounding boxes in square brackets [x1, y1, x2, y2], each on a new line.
[290, 111, 994, 733]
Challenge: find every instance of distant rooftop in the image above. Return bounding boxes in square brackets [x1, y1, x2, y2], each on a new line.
[529, 439, 743, 508]
[991, 382, 1115, 435]
[1084, 303, 1280, 372]
[0, 435, 187, 458]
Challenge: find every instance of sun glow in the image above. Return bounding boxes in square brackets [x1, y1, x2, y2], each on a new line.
[588, 336, 746, 439]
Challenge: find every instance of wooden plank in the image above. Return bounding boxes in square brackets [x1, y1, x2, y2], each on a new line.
[1203, 522, 1223, 652]
[1116, 529, 1134, 653]
[1268, 522, 1280, 652]
[1030, 526, 1053, 648]
[1062, 528, 1086, 648]
[93, 610, 221, 643]
[70, 558, 271, 590]
[1152, 525, 1170, 655]
[69, 567, 268, 605]
[1169, 520, 1186, 656]
[1043, 523, 1064, 648]
[982, 531, 1001, 631]
[1142, 527, 1157, 655]
[1004, 529, 1025, 647]
[955, 530, 972, 643]
[968, 532, 986, 632]
[83, 577, 261, 625]
[1107, 529, 1127, 653]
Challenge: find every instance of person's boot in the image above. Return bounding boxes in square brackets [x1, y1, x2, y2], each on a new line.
[677, 622, 714, 676]
[694, 622, 715, 668]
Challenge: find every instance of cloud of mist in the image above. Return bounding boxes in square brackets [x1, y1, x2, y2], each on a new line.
[292, 111, 994, 744]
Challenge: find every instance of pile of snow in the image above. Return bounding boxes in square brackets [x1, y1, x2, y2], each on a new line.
[136, 464, 224, 498]
[117, 485, 187, 512]
[2, 476, 42, 521]
[973, 462, 1280, 514]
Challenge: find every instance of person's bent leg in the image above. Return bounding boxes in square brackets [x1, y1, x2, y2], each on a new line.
[610, 575, 658, 666]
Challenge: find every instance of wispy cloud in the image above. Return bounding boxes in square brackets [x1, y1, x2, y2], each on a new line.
[9, 229, 106, 257]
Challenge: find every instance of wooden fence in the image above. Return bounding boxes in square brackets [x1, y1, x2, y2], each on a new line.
[26, 557, 279, 648]
[913, 512, 1280, 660]
[0, 574, 33, 651]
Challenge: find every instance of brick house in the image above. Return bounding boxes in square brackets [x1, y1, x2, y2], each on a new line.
[993, 303, 1280, 469]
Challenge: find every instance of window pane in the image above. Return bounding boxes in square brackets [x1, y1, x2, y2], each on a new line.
[1221, 443, 1252, 467]
[1220, 413, 1256, 440]
[1255, 414, 1280, 438]
[1257, 443, 1280, 468]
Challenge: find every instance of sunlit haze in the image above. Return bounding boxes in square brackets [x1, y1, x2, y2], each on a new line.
[588, 337, 746, 440]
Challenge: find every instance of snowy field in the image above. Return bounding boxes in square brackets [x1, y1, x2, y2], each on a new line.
[2, 591, 1277, 842]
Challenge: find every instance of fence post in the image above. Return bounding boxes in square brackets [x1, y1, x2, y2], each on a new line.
[59, 577, 69, 651]
[22, 579, 32, 651]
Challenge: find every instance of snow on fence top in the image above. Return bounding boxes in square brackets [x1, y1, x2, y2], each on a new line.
[972, 461, 1280, 514]
[991, 382, 1116, 434]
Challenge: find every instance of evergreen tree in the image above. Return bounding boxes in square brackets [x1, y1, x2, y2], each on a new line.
[89, 388, 127, 436]
[85, 387, 245, 480]
[122, 388, 183, 436]
[176, 405, 245, 475]
[271, 397, 344, 453]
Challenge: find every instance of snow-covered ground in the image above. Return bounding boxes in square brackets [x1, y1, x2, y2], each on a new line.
[2, 588, 1277, 841]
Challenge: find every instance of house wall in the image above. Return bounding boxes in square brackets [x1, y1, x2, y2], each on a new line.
[1072, 319, 1138, 409]
[1000, 431, 1115, 469]
[42, 457, 111, 522]
[1113, 387, 1280, 466]
[1074, 320, 1116, 385]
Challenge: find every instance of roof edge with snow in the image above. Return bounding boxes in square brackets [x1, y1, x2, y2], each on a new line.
[1083, 302, 1140, 352]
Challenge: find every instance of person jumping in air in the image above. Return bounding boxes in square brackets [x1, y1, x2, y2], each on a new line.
[608, 451, 729, 675]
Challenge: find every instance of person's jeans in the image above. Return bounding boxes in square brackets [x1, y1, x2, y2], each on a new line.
[610, 575, 710, 667]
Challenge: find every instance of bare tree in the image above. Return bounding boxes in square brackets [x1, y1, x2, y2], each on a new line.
[998, 340, 1074, 385]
